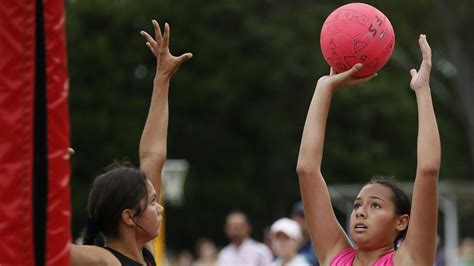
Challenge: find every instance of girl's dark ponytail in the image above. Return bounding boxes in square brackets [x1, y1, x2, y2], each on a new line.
[82, 217, 101, 245]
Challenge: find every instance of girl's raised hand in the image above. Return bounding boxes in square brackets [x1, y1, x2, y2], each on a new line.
[410, 34, 432, 91]
[317, 63, 377, 92]
[140, 20, 192, 78]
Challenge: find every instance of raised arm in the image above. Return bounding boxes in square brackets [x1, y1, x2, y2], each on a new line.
[70, 21, 192, 265]
[398, 34, 441, 265]
[296, 64, 376, 264]
[138, 21, 192, 192]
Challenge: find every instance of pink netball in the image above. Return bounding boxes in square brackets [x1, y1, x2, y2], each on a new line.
[320, 3, 395, 78]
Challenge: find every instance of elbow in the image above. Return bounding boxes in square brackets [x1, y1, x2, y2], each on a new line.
[140, 151, 167, 163]
[296, 161, 319, 178]
[296, 160, 308, 177]
[417, 163, 440, 178]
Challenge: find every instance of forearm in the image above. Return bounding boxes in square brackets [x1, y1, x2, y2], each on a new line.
[139, 74, 171, 188]
[297, 84, 334, 173]
[415, 86, 441, 175]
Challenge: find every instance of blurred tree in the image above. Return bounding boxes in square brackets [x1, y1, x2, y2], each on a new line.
[434, 0, 474, 175]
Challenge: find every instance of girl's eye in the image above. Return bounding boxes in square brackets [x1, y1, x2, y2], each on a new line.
[353, 203, 361, 210]
[371, 203, 381, 208]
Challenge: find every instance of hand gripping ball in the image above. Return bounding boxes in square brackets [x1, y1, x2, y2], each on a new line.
[320, 3, 395, 78]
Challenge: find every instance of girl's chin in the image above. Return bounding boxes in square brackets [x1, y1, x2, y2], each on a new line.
[352, 236, 370, 247]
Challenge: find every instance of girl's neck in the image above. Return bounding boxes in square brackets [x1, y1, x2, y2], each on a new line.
[354, 245, 394, 266]
[106, 236, 145, 264]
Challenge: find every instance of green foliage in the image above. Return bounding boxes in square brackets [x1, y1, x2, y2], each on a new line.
[67, 0, 470, 250]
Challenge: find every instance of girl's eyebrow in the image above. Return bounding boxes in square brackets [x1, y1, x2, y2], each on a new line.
[368, 196, 385, 202]
[355, 196, 386, 202]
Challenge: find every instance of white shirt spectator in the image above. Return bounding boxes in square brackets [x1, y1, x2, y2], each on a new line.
[217, 238, 273, 266]
[272, 254, 310, 266]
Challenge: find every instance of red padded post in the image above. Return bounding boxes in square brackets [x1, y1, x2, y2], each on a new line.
[0, 0, 71, 265]
[0, 0, 36, 265]
[43, 0, 71, 265]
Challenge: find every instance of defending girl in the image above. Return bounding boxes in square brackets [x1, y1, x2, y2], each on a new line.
[296, 35, 440, 266]
[70, 20, 192, 265]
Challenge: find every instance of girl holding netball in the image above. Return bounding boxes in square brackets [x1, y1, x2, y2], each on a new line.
[71, 20, 192, 265]
[297, 35, 440, 265]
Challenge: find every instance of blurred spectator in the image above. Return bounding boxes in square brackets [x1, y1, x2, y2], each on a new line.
[434, 235, 445, 266]
[217, 211, 272, 266]
[459, 237, 474, 266]
[270, 218, 310, 266]
[291, 201, 319, 266]
[175, 249, 194, 266]
[192, 238, 218, 266]
[263, 226, 276, 256]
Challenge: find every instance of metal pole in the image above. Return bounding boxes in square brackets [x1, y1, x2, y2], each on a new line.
[440, 196, 459, 266]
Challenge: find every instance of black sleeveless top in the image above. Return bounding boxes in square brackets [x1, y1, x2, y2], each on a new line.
[104, 247, 156, 266]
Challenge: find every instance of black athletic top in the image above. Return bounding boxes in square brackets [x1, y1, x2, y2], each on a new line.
[104, 247, 156, 266]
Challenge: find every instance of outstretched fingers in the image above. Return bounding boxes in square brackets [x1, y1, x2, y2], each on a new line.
[323, 63, 376, 89]
[410, 34, 432, 90]
[343, 63, 363, 78]
[175, 53, 193, 67]
[335, 63, 362, 83]
[354, 72, 377, 83]
[419, 34, 432, 68]
[140, 21, 192, 76]
[339, 63, 362, 81]
[140, 20, 165, 56]
[140, 30, 158, 55]
[347, 72, 377, 87]
[162, 23, 170, 50]
[152, 20, 162, 45]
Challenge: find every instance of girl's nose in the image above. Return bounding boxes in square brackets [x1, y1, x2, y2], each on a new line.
[355, 207, 366, 218]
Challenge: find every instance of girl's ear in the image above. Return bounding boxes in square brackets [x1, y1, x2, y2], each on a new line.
[121, 209, 136, 226]
[396, 214, 410, 232]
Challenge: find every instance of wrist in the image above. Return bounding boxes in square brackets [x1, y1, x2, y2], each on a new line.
[414, 86, 431, 95]
[316, 82, 336, 95]
[154, 73, 171, 84]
